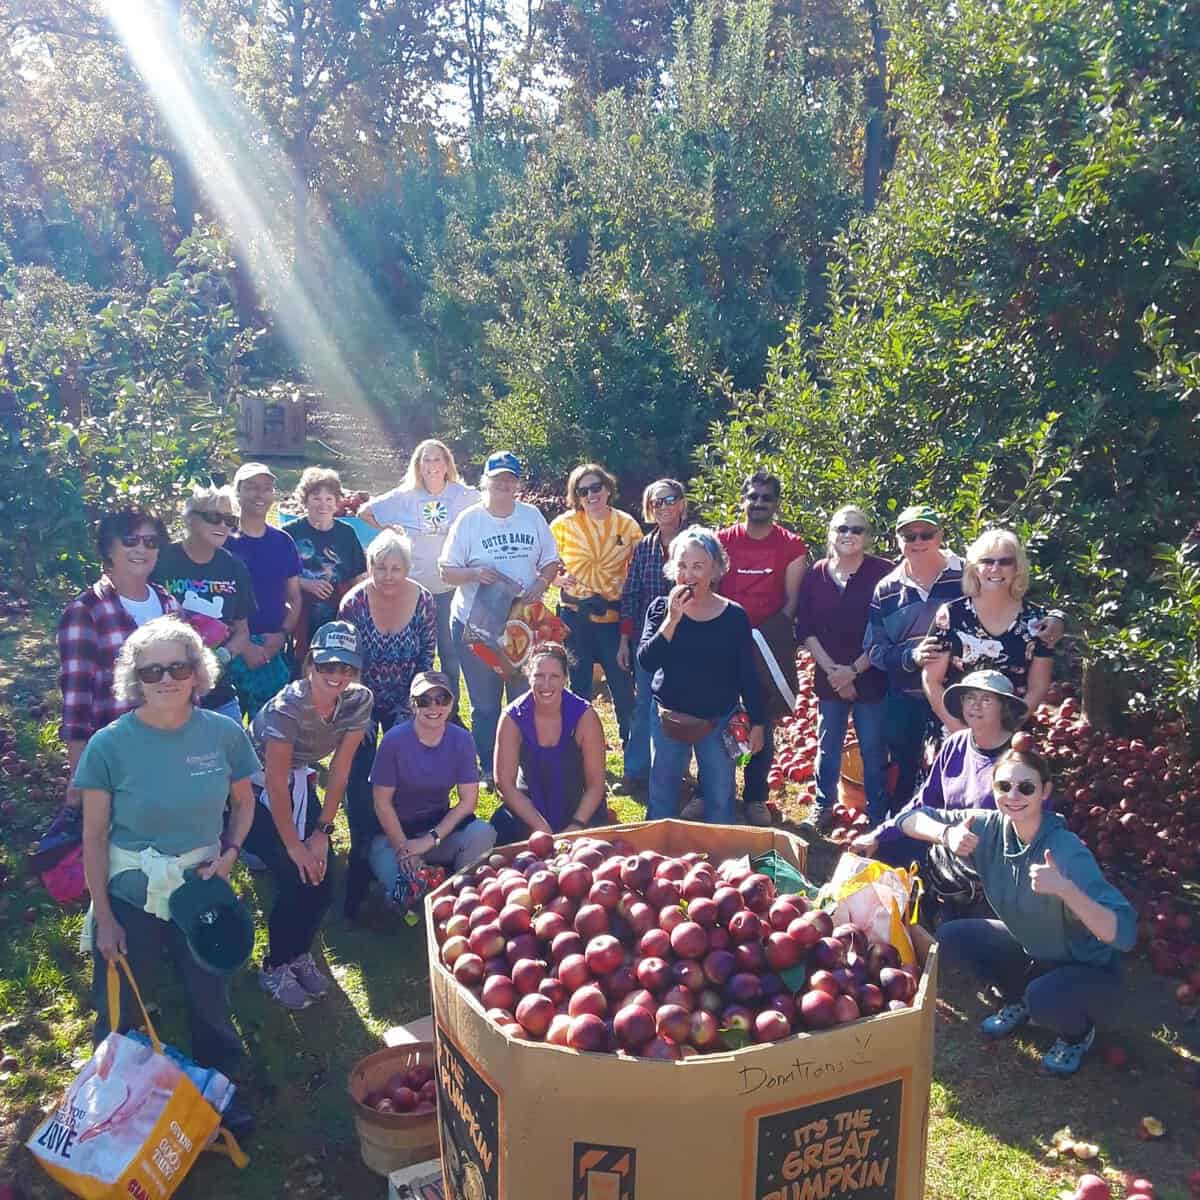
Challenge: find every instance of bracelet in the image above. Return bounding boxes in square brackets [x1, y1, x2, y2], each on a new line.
[219, 836, 241, 859]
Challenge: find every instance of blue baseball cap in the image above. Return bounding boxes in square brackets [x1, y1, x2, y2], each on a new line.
[483, 450, 522, 479]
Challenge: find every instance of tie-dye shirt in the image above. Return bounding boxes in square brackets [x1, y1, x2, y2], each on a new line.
[550, 508, 643, 623]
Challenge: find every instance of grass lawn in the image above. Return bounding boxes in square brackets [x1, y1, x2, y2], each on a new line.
[1, 594, 1197, 1199]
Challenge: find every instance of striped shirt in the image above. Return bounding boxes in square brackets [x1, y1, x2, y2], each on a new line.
[550, 508, 643, 624]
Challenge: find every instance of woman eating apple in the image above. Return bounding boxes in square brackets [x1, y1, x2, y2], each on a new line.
[894, 744, 1136, 1076]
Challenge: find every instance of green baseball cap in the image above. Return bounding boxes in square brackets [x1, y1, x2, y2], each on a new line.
[895, 505, 942, 531]
[168, 872, 255, 975]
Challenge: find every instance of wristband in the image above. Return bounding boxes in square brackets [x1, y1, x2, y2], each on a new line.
[220, 836, 241, 859]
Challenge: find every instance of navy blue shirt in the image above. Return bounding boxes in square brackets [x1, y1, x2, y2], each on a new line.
[227, 526, 301, 635]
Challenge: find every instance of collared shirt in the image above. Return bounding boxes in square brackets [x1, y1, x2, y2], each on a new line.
[619, 528, 669, 637]
[58, 577, 180, 743]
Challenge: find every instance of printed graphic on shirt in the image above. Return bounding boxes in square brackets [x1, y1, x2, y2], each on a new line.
[185, 751, 225, 778]
[479, 531, 538, 556]
[421, 498, 450, 532]
[293, 536, 346, 582]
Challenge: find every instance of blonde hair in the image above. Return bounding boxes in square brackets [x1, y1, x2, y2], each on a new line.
[402, 439, 460, 491]
[367, 527, 413, 573]
[641, 478, 686, 523]
[962, 528, 1030, 599]
[183, 485, 236, 520]
[294, 467, 343, 507]
[665, 526, 729, 582]
[826, 505, 873, 558]
[113, 617, 218, 707]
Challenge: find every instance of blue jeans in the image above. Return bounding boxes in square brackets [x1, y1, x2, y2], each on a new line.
[367, 819, 497, 893]
[451, 618, 529, 776]
[816, 698, 889, 823]
[433, 590, 462, 701]
[884, 692, 935, 816]
[648, 705, 735, 824]
[624, 660, 654, 783]
[936, 918, 1121, 1039]
[559, 608, 635, 749]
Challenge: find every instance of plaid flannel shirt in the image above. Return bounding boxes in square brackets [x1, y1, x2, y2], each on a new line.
[57, 577, 180, 743]
[618, 529, 670, 638]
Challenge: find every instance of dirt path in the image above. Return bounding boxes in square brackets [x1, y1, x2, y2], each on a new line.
[303, 393, 414, 494]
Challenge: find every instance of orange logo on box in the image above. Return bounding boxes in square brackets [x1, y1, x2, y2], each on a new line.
[573, 1143, 636, 1200]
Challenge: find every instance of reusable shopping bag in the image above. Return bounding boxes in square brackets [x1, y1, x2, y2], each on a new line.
[819, 852, 923, 965]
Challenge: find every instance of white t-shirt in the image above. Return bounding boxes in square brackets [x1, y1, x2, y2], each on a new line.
[368, 480, 480, 594]
[440, 500, 561, 623]
[118, 590, 164, 627]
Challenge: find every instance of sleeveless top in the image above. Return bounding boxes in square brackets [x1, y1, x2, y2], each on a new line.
[506, 689, 590, 832]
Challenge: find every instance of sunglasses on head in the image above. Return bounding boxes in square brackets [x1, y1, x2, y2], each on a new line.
[415, 690, 453, 708]
[994, 779, 1039, 796]
[744, 491, 778, 504]
[196, 511, 238, 529]
[136, 660, 194, 683]
[314, 661, 355, 676]
[120, 534, 161, 549]
[577, 481, 606, 496]
[900, 529, 938, 543]
[977, 556, 1016, 568]
[834, 524, 866, 535]
[652, 495, 681, 508]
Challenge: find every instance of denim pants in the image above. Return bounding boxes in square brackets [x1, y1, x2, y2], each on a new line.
[368, 818, 497, 893]
[648, 705, 736, 823]
[433, 590, 462, 701]
[816, 698, 889, 823]
[936, 918, 1121, 1038]
[560, 608, 635, 749]
[884, 692, 935, 815]
[451, 618, 529, 776]
[623, 660, 654, 783]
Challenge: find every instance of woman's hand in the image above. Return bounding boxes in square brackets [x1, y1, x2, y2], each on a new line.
[914, 635, 948, 668]
[849, 831, 879, 856]
[476, 565, 501, 585]
[399, 834, 436, 862]
[945, 824, 978, 857]
[95, 915, 128, 961]
[826, 664, 856, 691]
[1029, 849, 1068, 897]
[748, 725, 765, 757]
[287, 838, 325, 885]
[834, 681, 858, 702]
[528, 812, 554, 836]
[666, 583, 695, 623]
[239, 642, 270, 670]
[198, 849, 238, 882]
[616, 637, 632, 671]
[1032, 614, 1066, 648]
[300, 576, 334, 601]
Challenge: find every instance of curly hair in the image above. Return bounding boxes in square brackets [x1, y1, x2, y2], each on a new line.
[112, 616, 218, 707]
[294, 467, 343, 507]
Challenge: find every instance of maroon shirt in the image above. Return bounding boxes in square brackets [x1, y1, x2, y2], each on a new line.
[794, 555, 894, 702]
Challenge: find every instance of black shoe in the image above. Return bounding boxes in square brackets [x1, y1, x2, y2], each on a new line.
[811, 807, 838, 837]
[222, 1095, 255, 1139]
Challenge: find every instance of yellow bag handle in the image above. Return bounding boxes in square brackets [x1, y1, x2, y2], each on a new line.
[209, 1127, 250, 1168]
[106, 953, 164, 1056]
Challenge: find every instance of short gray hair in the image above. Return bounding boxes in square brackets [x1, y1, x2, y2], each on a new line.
[183, 484, 237, 519]
[367, 527, 413, 573]
[664, 525, 729, 582]
[113, 617, 218, 707]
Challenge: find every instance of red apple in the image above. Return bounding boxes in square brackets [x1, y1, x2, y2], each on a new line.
[574, 903, 610, 938]
[568, 1013, 610, 1052]
[754, 1010, 792, 1043]
[636, 956, 672, 992]
[689, 1008, 721, 1049]
[515, 992, 554, 1037]
[511, 958, 547, 994]
[559, 863, 593, 899]
[558, 953, 592, 991]
[568, 983, 608, 1019]
[585, 934, 624, 976]
[614, 1003, 656, 1050]
[528, 830, 555, 859]
[550, 930, 584, 963]
[482, 974, 517, 1011]
[453, 953, 485, 986]
[687, 896, 719, 928]
[639, 928, 671, 959]
[670, 921, 708, 960]
[656, 1003, 692, 1043]
[800, 989, 837, 1030]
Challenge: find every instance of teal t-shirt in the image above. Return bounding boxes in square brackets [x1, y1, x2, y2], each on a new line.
[74, 709, 261, 855]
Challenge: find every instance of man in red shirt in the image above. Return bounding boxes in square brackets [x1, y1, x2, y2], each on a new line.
[715, 469, 808, 825]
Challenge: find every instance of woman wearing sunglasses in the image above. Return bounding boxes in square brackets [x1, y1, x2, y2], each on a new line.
[42, 508, 180, 867]
[922, 529, 1058, 733]
[77, 617, 258, 1104]
[368, 671, 495, 895]
[794, 506, 893, 831]
[153, 486, 256, 724]
[616, 479, 688, 795]
[245, 622, 372, 1009]
[895, 745, 1135, 1076]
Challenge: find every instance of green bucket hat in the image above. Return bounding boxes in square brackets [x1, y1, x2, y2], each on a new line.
[168, 871, 255, 975]
[894, 504, 942, 531]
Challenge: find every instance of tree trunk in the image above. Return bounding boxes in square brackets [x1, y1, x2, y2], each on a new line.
[1080, 659, 1126, 732]
[862, 0, 888, 213]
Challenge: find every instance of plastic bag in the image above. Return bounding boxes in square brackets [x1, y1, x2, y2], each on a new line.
[391, 859, 447, 925]
[819, 853, 922, 965]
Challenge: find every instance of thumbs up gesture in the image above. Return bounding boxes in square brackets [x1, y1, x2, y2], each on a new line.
[1029, 848, 1067, 897]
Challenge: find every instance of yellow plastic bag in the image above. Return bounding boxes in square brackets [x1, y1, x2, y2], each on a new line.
[26, 955, 247, 1198]
[821, 853, 923, 966]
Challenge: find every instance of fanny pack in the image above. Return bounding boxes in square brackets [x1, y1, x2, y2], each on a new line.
[658, 707, 717, 744]
[561, 595, 620, 620]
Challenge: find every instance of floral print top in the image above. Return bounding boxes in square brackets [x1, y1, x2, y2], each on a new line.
[932, 594, 1054, 698]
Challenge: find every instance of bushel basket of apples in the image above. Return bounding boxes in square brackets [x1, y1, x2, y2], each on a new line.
[347, 1041, 439, 1175]
[426, 819, 939, 1200]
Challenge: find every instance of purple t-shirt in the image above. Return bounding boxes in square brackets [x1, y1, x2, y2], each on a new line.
[369, 721, 479, 835]
[227, 526, 301, 635]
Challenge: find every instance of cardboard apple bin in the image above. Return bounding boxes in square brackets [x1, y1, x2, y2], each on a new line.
[427, 819, 938, 1200]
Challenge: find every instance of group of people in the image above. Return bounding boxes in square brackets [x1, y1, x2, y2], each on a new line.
[47, 441, 1134, 1130]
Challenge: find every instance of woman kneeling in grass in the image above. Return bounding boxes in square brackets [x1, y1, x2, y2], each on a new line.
[895, 744, 1135, 1076]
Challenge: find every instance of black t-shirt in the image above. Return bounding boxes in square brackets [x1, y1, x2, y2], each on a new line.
[153, 542, 256, 709]
[285, 518, 368, 633]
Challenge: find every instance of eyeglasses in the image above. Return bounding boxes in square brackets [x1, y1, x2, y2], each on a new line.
[744, 492, 778, 504]
[994, 779, 1039, 796]
[900, 529, 938, 543]
[652, 495, 682, 508]
[833, 525, 866, 535]
[314, 661, 356, 675]
[577, 481, 606, 496]
[415, 691, 453, 708]
[136, 660, 194, 683]
[977, 556, 1016, 568]
[120, 534, 161, 549]
[195, 511, 238, 529]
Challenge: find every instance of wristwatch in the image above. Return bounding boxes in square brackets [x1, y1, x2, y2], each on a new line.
[430, 829, 442, 846]
[313, 821, 335, 837]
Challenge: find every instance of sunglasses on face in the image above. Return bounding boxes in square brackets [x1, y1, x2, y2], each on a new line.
[415, 691, 453, 708]
[900, 529, 938, 543]
[833, 525, 866, 535]
[314, 661, 355, 676]
[120, 534, 161, 549]
[577, 481, 606, 496]
[744, 492, 778, 504]
[994, 779, 1039, 796]
[136, 660, 194, 683]
[652, 495, 682, 508]
[977, 556, 1016, 568]
[196, 511, 238, 529]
